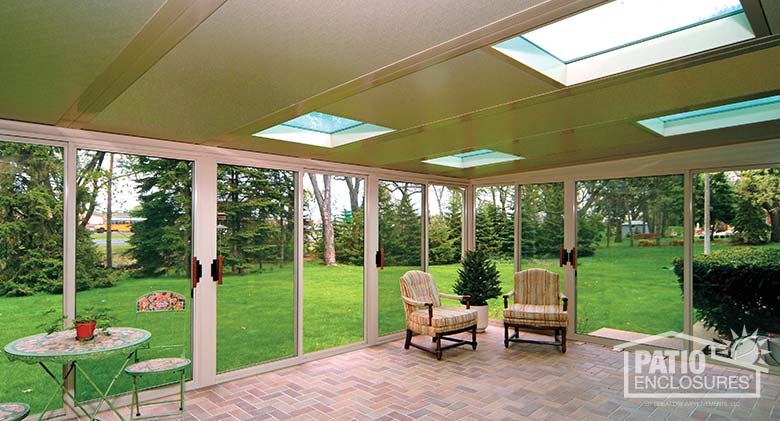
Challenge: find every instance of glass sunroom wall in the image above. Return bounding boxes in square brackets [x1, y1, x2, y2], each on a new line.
[377, 180, 423, 336]
[75, 150, 193, 401]
[303, 173, 365, 352]
[519, 182, 565, 290]
[692, 169, 780, 363]
[0, 141, 64, 414]
[427, 185, 464, 298]
[216, 165, 296, 372]
[575, 175, 684, 348]
[475, 186, 515, 318]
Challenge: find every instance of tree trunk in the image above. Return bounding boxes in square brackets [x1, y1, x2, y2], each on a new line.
[309, 174, 336, 265]
[106, 153, 113, 269]
[343, 177, 362, 212]
[770, 208, 780, 243]
[279, 214, 285, 268]
[605, 219, 611, 248]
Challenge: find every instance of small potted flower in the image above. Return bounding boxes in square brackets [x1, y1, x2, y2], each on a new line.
[73, 307, 116, 341]
[39, 307, 116, 341]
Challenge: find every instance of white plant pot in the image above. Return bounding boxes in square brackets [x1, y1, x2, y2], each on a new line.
[468, 305, 489, 333]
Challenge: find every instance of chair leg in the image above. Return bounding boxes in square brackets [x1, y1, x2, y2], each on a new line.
[561, 328, 567, 354]
[404, 329, 412, 350]
[471, 325, 477, 350]
[435, 333, 443, 360]
[180, 370, 185, 413]
[133, 375, 141, 418]
[504, 323, 509, 348]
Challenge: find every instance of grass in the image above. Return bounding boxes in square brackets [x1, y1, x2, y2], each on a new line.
[4, 238, 775, 413]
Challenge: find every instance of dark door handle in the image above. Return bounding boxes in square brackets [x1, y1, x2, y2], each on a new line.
[211, 256, 223, 285]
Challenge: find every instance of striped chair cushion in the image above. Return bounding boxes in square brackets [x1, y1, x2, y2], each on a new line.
[515, 269, 560, 305]
[504, 304, 567, 327]
[408, 307, 477, 328]
[400, 270, 442, 316]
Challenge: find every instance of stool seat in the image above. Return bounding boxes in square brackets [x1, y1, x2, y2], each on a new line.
[125, 357, 191, 375]
[0, 402, 30, 421]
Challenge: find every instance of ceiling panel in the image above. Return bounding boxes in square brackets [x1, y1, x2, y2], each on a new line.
[324, 45, 780, 172]
[320, 49, 557, 129]
[0, 0, 165, 124]
[86, 0, 540, 142]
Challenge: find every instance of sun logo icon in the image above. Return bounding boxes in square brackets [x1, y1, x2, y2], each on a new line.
[727, 327, 772, 365]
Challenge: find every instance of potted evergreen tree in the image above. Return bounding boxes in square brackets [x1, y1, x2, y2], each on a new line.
[453, 249, 502, 332]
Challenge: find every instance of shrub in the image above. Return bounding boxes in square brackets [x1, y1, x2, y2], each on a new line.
[673, 247, 780, 336]
[667, 240, 684, 246]
[453, 249, 502, 306]
[638, 239, 656, 247]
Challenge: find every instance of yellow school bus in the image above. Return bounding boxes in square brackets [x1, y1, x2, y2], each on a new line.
[97, 217, 145, 233]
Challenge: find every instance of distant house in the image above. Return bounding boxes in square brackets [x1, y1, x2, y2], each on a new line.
[621, 221, 649, 236]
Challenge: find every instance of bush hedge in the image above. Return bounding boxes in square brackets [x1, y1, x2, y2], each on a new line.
[674, 247, 780, 336]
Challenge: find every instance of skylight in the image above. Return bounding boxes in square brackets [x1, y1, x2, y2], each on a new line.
[423, 150, 524, 169]
[492, 0, 754, 86]
[253, 112, 394, 148]
[638, 95, 780, 136]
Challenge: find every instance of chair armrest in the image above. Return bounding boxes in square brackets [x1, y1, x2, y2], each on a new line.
[560, 294, 568, 312]
[401, 296, 434, 325]
[440, 293, 471, 309]
[402, 296, 432, 307]
[503, 290, 515, 309]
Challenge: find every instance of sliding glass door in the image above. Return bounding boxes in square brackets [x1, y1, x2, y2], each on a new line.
[216, 164, 296, 373]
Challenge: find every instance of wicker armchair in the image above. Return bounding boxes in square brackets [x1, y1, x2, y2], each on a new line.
[503, 269, 568, 353]
[400, 270, 478, 360]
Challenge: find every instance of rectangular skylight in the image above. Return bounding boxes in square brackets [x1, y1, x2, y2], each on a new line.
[524, 0, 743, 63]
[281, 112, 364, 134]
[423, 150, 524, 169]
[492, 0, 753, 86]
[638, 95, 780, 136]
[253, 112, 394, 148]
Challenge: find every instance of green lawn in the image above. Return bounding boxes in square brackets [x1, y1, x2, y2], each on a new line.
[4, 239, 773, 413]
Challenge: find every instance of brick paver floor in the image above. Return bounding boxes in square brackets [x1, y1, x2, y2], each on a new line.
[96, 326, 780, 420]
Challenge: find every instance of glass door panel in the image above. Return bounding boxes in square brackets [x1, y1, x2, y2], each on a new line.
[692, 169, 780, 362]
[0, 141, 64, 414]
[427, 185, 464, 303]
[576, 176, 684, 348]
[216, 165, 296, 373]
[75, 151, 193, 401]
[377, 181, 423, 336]
[303, 173, 364, 352]
[519, 182, 564, 290]
[475, 186, 515, 318]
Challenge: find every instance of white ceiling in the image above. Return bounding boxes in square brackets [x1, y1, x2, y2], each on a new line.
[0, 0, 778, 180]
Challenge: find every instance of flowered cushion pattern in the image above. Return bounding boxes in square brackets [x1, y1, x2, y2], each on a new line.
[0, 402, 30, 421]
[125, 357, 191, 375]
[504, 304, 568, 327]
[136, 291, 186, 313]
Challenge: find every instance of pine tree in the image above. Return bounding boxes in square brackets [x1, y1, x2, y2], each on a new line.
[453, 249, 502, 306]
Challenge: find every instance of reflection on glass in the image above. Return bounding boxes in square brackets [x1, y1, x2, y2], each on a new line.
[303, 173, 364, 352]
[217, 165, 296, 372]
[75, 150, 193, 401]
[0, 142, 64, 414]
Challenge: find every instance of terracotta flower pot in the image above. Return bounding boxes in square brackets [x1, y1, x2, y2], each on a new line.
[75, 321, 97, 341]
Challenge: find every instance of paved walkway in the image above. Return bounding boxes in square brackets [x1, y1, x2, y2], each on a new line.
[98, 326, 780, 420]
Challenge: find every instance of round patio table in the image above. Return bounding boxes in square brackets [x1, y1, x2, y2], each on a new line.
[4, 328, 151, 421]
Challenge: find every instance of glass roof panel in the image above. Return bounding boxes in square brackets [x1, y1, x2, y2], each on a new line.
[523, 0, 743, 63]
[281, 112, 364, 134]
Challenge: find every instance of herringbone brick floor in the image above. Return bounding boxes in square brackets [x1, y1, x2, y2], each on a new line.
[97, 326, 780, 420]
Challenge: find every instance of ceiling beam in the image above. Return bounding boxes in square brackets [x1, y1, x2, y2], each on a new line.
[56, 0, 227, 129]
[207, 0, 607, 144]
